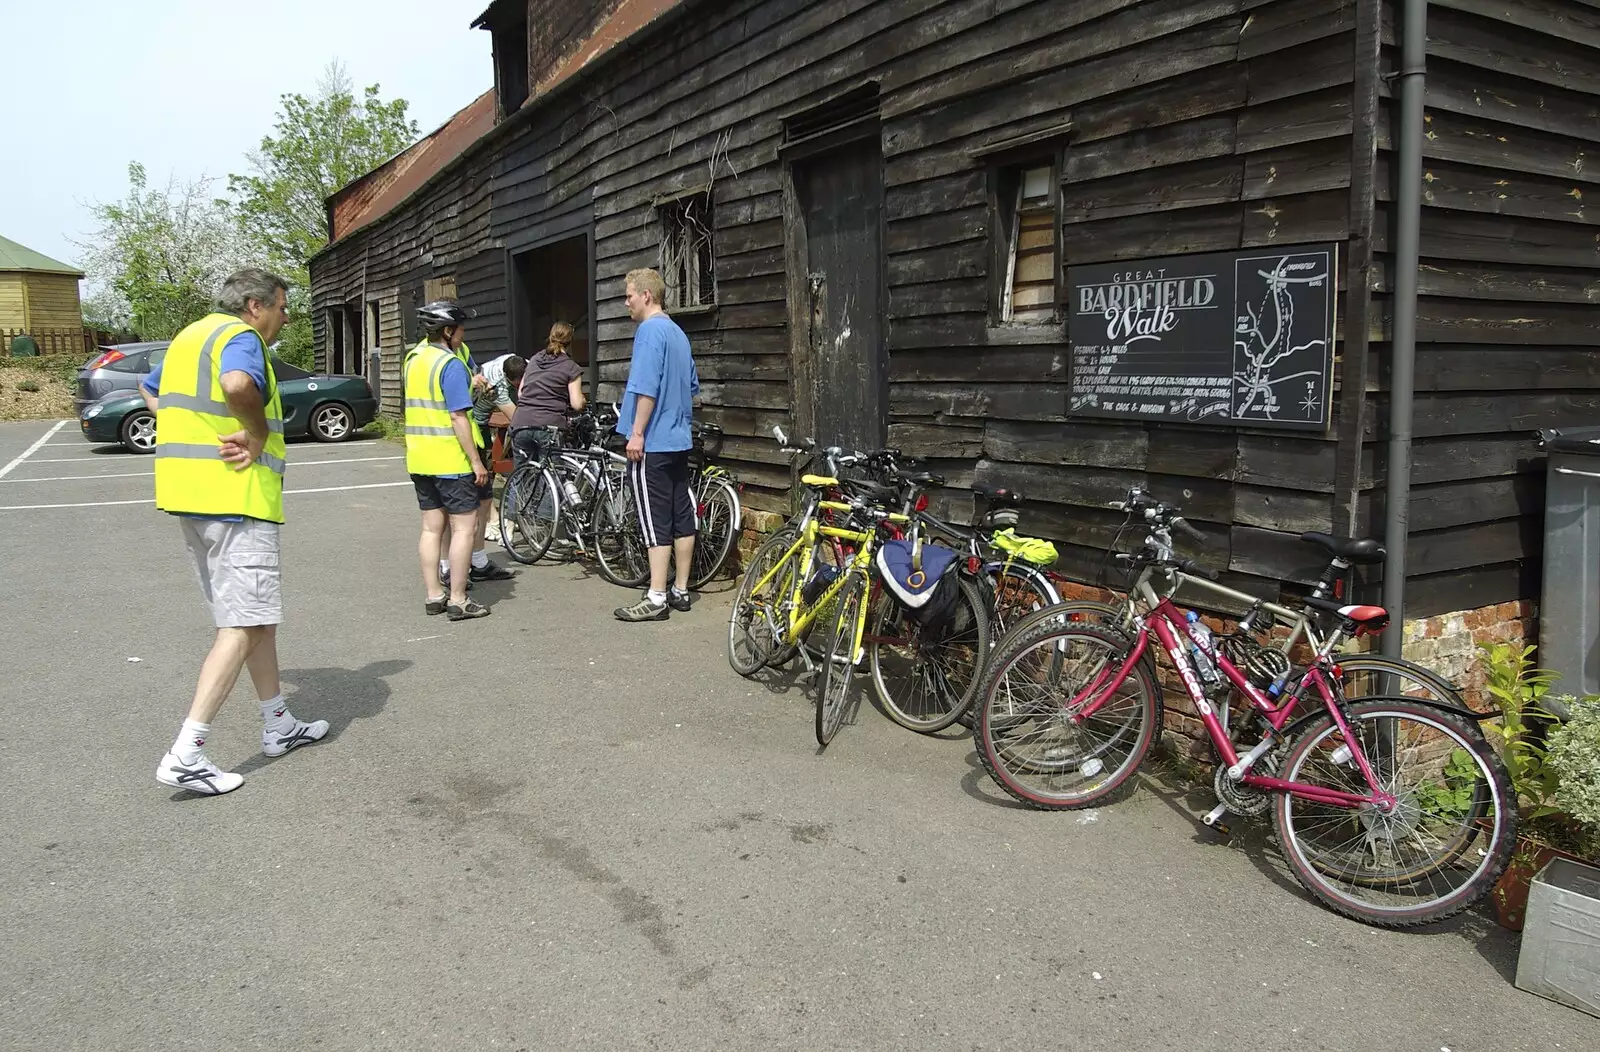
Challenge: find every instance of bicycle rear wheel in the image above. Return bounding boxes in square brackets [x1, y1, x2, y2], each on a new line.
[688, 475, 740, 589]
[816, 572, 867, 747]
[974, 622, 1161, 810]
[727, 530, 796, 676]
[500, 465, 561, 565]
[867, 574, 991, 734]
[1271, 698, 1515, 927]
[594, 482, 651, 588]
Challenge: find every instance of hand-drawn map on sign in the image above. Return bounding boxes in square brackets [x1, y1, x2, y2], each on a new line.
[1066, 243, 1337, 431]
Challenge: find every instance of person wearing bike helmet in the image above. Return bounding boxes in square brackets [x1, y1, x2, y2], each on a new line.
[405, 300, 493, 620]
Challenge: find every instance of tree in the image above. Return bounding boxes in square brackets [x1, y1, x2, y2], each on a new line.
[75, 162, 254, 341]
[230, 61, 420, 367]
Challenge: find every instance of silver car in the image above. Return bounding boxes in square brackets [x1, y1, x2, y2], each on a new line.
[75, 341, 171, 414]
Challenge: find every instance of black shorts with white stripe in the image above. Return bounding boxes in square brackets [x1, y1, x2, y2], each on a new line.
[629, 451, 696, 548]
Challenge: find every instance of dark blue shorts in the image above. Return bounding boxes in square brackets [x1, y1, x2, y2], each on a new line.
[628, 451, 696, 547]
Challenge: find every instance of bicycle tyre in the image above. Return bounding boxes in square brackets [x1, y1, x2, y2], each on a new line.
[974, 621, 1162, 810]
[816, 572, 867, 747]
[688, 475, 741, 590]
[867, 574, 992, 734]
[1271, 698, 1516, 928]
[727, 530, 796, 677]
[594, 481, 651, 588]
[1335, 655, 1468, 708]
[500, 464, 562, 565]
[984, 564, 1059, 640]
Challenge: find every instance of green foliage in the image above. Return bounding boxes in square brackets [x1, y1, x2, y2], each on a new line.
[16, 379, 41, 393]
[75, 162, 252, 340]
[229, 61, 419, 372]
[1479, 641, 1563, 821]
[1413, 748, 1481, 819]
[1548, 695, 1600, 833]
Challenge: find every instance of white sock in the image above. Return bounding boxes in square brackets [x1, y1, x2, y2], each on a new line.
[670, 585, 689, 596]
[172, 719, 211, 765]
[471, 549, 489, 569]
[440, 559, 450, 576]
[648, 590, 668, 606]
[261, 694, 296, 733]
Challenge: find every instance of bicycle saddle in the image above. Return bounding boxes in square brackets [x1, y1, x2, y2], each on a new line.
[801, 473, 838, 488]
[975, 484, 1024, 506]
[1302, 595, 1390, 633]
[899, 470, 946, 487]
[1299, 532, 1385, 564]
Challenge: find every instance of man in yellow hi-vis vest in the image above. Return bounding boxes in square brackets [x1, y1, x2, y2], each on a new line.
[140, 269, 328, 796]
[406, 301, 492, 620]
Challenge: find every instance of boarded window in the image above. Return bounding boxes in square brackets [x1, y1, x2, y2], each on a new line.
[997, 164, 1059, 324]
[424, 276, 457, 303]
[657, 191, 715, 311]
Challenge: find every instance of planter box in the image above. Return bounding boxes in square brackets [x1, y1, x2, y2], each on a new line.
[1515, 856, 1600, 1018]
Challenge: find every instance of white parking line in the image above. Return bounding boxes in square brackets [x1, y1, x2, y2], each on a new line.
[0, 480, 412, 512]
[1, 455, 405, 484]
[0, 421, 68, 480]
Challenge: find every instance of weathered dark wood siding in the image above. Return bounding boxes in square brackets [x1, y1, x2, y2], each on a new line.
[1355, 0, 1600, 616]
[310, 0, 1598, 613]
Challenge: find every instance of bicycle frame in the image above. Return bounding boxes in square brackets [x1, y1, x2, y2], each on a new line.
[749, 499, 906, 657]
[1067, 591, 1398, 813]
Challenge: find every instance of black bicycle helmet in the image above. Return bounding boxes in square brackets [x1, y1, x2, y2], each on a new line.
[416, 300, 473, 328]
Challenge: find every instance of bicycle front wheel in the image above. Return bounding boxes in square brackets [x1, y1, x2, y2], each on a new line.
[1272, 698, 1516, 927]
[500, 465, 561, 564]
[974, 622, 1161, 810]
[689, 475, 741, 589]
[816, 572, 867, 747]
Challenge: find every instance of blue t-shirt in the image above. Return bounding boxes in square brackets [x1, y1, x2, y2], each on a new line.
[143, 331, 270, 522]
[616, 314, 699, 453]
[141, 331, 268, 399]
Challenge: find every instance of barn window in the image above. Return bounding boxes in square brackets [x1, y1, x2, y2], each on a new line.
[656, 190, 716, 311]
[493, 17, 529, 116]
[995, 162, 1059, 325]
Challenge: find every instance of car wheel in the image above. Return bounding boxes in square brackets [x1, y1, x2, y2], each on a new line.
[121, 410, 156, 454]
[309, 402, 355, 442]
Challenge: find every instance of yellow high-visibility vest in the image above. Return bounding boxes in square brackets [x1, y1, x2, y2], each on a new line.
[404, 340, 481, 475]
[153, 313, 286, 522]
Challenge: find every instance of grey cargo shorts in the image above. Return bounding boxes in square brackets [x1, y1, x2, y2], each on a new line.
[180, 516, 283, 628]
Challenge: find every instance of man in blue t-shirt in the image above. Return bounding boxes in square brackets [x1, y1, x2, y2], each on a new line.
[613, 267, 700, 623]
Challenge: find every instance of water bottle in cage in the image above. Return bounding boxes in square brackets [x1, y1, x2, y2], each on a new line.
[1185, 611, 1221, 686]
[563, 478, 582, 506]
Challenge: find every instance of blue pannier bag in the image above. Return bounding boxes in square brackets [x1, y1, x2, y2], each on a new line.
[876, 537, 962, 635]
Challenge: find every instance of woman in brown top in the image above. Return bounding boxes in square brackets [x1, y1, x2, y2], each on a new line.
[510, 322, 587, 463]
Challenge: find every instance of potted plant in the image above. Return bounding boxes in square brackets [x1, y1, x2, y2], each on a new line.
[1479, 642, 1600, 929]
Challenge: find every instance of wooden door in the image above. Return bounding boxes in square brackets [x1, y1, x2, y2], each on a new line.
[793, 140, 885, 452]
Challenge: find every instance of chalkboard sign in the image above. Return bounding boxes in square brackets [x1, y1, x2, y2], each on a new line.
[1067, 243, 1338, 431]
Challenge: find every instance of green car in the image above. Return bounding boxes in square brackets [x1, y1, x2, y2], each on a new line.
[78, 355, 379, 453]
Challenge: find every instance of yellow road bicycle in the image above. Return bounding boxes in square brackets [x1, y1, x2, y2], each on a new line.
[728, 472, 910, 746]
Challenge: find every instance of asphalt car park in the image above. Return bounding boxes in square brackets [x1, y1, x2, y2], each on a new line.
[0, 416, 1592, 1051]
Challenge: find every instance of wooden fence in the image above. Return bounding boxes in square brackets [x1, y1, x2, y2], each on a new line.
[2, 328, 139, 359]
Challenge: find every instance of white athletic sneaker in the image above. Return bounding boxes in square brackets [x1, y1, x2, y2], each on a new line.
[156, 752, 245, 795]
[262, 719, 330, 757]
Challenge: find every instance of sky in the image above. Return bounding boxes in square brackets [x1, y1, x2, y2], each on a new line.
[0, 0, 492, 272]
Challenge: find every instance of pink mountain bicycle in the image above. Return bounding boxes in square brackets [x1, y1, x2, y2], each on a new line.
[972, 488, 1516, 928]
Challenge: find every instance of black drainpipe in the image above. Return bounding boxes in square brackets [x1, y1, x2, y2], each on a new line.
[1381, 0, 1427, 658]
